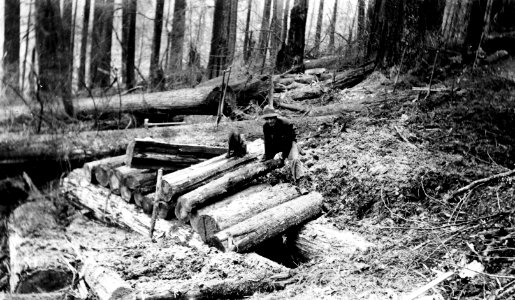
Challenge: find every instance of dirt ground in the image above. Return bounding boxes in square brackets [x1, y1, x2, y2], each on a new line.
[1, 58, 515, 299]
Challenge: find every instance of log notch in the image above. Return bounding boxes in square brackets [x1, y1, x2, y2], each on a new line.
[83, 155, 125, 184]
[175, 158, 284, 221]
[83, 259, 135, 300]
[161, 139, 264, 201]
[126, 138, 225, 170]
[209, 192, 323, 252]
[190, 183, 300, 241]
[287, 219, 375, 260]
[8, 200, 76, 293]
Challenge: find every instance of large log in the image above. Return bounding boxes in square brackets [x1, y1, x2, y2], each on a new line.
[83, 155, 125, 184]
[304, 55, 341, 69]
[109, 166, 155, 195]
[8, 200, 76, 293]
[161, 139, 264, 201]
[190, 183, 300, 241]
[126, 138, 225, 170]
[83, 259, 136, 300]
[209, 192, 323, 252]
[323, 62, 375, 89]
[175, 159, 284, 221]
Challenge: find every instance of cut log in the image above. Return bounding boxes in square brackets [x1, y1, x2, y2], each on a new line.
[0, 293, 71, 300]
[109, 166, 154, 194]
[288, 219, 375, 260]
[175, 158, 284, 221]
[209, 192, 323, 252]
[304, 55, 340, 69]
[62, 169, 206, 250]
[126, 138, 224, 169]
[83, 259, 135, 300]
[83, 155, 125, 184]
[8, 200, 76, 293]
[190, 183, 300, 241]
[323, 62, 375, 89]
[161, 139, 264, 202]
[120, 186, 133, 203]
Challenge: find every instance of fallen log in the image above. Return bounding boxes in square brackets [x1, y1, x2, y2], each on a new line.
[209, 192, 323, 252]
[276, 101, 365, 116]
[0, 293, 72, 300]
[304, 55, 341, 69]
[190, 183, 299, 241]
[323, 62, 375, 89]
[109, 166, 154, 195]
[8, 200, 76, 293]
[161, 139, 264, 201]
[83, 259, 136, 300]
[83, 155, 125, 184]
[175, 158, 284, 221]
[287, 84, 325, 101]
[126, 138, 224, 170]
[288, 219, 375, 260]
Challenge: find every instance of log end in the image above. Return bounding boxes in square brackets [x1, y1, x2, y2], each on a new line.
[13, 269, 73, 293]
[195, 215, 220, 242]
[94, 167, 110, 187]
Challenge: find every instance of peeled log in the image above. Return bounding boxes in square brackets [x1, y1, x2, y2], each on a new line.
[161, 139, 264, 201]
[288, 220, 375, 260]
[83, 155, 125, 184]
[209, 192, 323, 252]
[83, 259, 135, 300]
[175, 159, 284, 221]
[190, 183, 299, 241]
[8, 200, 75, 293]
[126, 138, 225, 170]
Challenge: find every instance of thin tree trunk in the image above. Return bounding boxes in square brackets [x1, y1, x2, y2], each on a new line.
[357, 0, 365, 57]
[3, 0, 20, 88]
[258, 0, 273, 61]
[78, 0, 90, 88]
[227, 0, 238, 64]
[90, 0, 114, 88]
[328, 0, 337, 53]
[149, 0, 165, 89]
[276, 0, 308, 72]
[281, 0, 290, 43]
[313, 0, 324, 56]
[169, 0, 186, 72]
[243, 0, 252, 63]
[122, 0, 136, 89]
[270, 0, 284, 66]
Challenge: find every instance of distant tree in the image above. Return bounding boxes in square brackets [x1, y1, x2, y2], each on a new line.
[313, 0, 324, 56]
[149, 0, 165, 89]
[90, 0, 114, 88]
[168, 0, 186, 73]
[3, 0, 20, 88]
[122, 0, 136, 89]
[328, 0, 337, 53]
[276, 0, 308, 72]
[228, 0, 238, 64]
[207, 0, 238, 78]
[281, 0, 290, 43]
[78, 0, 91, 88]
[357, 0, 365, 54]
[271, 0, 284, 63]
[243, 0, 253, 63]
[258, 0, 273, 60]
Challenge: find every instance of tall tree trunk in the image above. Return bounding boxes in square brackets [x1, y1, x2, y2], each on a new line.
[122, 0, 136, 89]
[357, 0, 365, 56]
[90, 0, 114, 88]
[35, 0, 74, 116]
[168, 0, 186, 72]
[243, 0, 253, 63]
[270, 0, 284, 66]
[3, 0, 20, 89]
[258, 0, 273, 61]
[313, 0, 324, 56]
[464, 0, 488, 51]
[328, 0, 337, 53]
[61, 0, 73, 109]
[78, 0, 91, 89]
[227, 0, 238, 64]
[276, 0, 308, 72]
[281, 0, 290, 43]
[149, 0, 165, 89]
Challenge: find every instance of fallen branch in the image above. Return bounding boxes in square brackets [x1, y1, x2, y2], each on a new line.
[403, 271, 454, 300]
[447, 169, 515, 200]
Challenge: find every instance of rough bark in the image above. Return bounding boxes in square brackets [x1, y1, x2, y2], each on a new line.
[270, 0, 284, 64]
[175, 158, 284, 221]
[227, 0, 238, 64]
[90, 0, 114, 88]
[328, 0, 337, 53]
[313, 0, 324, 56]
[83, 155, 125, 184]
[162, 139, 263, 201]
[3, 0, 20, 88]
[281, 0, 290, 43]
[207, 0, 237, 78]
[258, 0, 273, 61]
[209, 192, 323, 252]
[168, 0, 186, 72]
[190, 183, 300, 241]
[150, 0, 165, 89]
[322, 61, 375, 89]
[78, 0, 91, 89]
[8, 200, 75, 293]
[243, 0, 253, 63]
[276, 0, 308, 72]
[122, 0, 136, 89]
[126, 138, 225, 170]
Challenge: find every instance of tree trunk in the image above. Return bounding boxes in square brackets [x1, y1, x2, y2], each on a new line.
[175, 159, 284, 221]
[209, 192, 323, 252]
[8, 200, 75, 293]
[126, 138, 226, 170]
[83, 155, 126, 184]
[3, 0, 20, 89]
[90, 0, 114, 88]
[207, 0, 237, 79]
[227, 0, 238, 64]
[83, 259, 135, 300]
[328, 0, 337, 53]
[168, 0, 186, 73]
[270, 0, 284, 65]
[161, 139, 263, 201]
[258, 0, 273, 62]
[313, 0, 324, 56]
[149, 0, 165, 89]
[122, 0, 136, 89]
[281, 0, 290, 43]
[357, 0, 365, 56]
[78, 0, 91, 89]
[243, 0, 253, 64]
[190, 183, 300, 241]
[304, 55, 340, 69]
[276, 0, 308, 72]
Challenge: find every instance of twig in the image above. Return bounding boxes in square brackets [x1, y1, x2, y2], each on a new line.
[149, 168, 163, 239]
[446, 169, 515, 200]
[424, 49, 440, 101]
[403, 271, 454, 300]
[394, 125, 418, 149]
[393, 46, 407, 92]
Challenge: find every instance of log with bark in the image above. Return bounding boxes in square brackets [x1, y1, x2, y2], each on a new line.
[161, 139, 264, 202]
[126, 138, 225, 170]
[109, 166, 157, 196]
[190, 183, 300, 241]
[323, 61, 375, 89]
[8, 200, 76, 293]
[83, 155, 125, 184]
[304, 55, 341, 69]
[83, 259, 136, 300]
[209, 192, 323, 252]
[175, 158, 284, 221]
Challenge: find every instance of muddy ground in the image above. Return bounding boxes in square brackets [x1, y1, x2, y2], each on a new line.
[1, 58, 515, 299]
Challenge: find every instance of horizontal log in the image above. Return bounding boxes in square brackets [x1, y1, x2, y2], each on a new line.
[83, 155, 125, 184]
[8, 200, 76, 293]
[0, 293, 71, 300]
[209, 192, 323, 252]
[287, 84, 325, 101]
[323, 62, 375, 89]
[304, 55, 341, 69]
[83, 259, 135, 300]
[190, 183, 299, 241]
[175, 158, 284, 221]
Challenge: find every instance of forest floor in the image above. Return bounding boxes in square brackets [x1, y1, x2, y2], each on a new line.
[1, 57, 515, 299]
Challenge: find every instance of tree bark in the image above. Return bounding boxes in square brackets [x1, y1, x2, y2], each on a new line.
[357, 0, 365, 55]
[328, 0, 337, 53]
[149, 0, 165, 89]
[276, 0, 308, 72]
[227, 0, 238, 65]
[83, 259, 135, 300]
[243, 0, 253, 63]
[8, 200, 75, 293]
[168, 0, 186, 72]
[281, 0, 290, 43]
[78, 0, 91, 89]
[191, 183, 300, 241]
[313, 0, 324, 56]
[258, 0, 273, 62]
[3, 0, 20, 88]
[126, 138, 225, 170]
[90, 0, 114, 88]
[209, 192, 323, 252]
[161, 139, 263, 202]
[122, 0, 136, 89]
[207, 0, 237, 79]
[270, 0, 284, 65]
[83, 155, 126, 184]
[322, 61, 375, 89]
[175, 159, 284, 221]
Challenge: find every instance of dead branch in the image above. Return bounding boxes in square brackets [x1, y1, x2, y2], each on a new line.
[447, 169, 515, 200]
